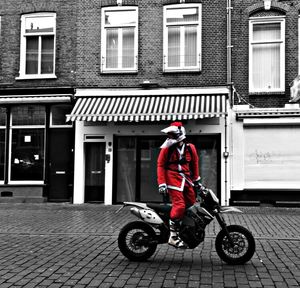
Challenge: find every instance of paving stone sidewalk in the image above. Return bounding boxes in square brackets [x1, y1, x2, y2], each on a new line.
[0, 203, 299, 287]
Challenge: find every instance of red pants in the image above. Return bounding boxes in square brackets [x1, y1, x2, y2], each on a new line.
[169, 184, 196, 220]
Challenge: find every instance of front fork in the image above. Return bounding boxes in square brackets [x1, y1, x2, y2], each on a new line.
[215, 213, 235, 246]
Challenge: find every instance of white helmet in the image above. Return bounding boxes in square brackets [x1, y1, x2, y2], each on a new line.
[160, 122, 186, 148]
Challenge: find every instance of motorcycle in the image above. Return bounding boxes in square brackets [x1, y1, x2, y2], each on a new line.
[117, 189, 255, 265]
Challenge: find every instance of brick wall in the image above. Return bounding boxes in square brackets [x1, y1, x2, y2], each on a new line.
[231, 0, 300, 108]
[76, 0, 228, 88]
[0, 0, 76, 89]
[0, 0, 229, 91]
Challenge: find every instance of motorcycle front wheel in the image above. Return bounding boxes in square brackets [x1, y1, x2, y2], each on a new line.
[215, 224, 255, 265]
[118, 221, 157, 261]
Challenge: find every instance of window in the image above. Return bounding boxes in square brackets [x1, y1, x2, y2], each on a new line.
[17, 13, 56, 79]
[249, 17, 285, 93]
[101, 7, 138, 73]
[163, 4, 202, 72]
[50, 104, 72, 127]
[9, 106, 45, 183]
[0, 107, 6, 182]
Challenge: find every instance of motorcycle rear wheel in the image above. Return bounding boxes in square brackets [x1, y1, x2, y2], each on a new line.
[215, 224, 255, 265]
[118, 221, 157, 261]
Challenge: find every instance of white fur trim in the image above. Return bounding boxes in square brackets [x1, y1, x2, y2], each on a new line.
[167, 178, 185, 192]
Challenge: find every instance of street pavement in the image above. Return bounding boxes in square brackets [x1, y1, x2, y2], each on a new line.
[0, 203, 299, 288]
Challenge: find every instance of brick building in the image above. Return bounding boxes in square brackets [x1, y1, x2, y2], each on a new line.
[0, 0, 76, 202]
[8, 0, 298, 206]
[230, 0, 300, 205]
[68, 0, 231, 204]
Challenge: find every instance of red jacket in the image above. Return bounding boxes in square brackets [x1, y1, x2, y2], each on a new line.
[157, 143, 200, 191]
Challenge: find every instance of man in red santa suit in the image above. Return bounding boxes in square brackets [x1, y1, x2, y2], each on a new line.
[157, 122, 203, 248]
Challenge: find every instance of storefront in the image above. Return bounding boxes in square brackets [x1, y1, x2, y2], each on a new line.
[0, 89, 74, 202]
[230, 104, 300, 205]
[67, 87, 230, 205]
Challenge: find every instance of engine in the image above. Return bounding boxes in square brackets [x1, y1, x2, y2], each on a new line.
[179, 216, 205, 249]
[179, 204, 214, 249]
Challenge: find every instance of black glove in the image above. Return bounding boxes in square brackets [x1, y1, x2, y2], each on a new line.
[193, 179, 206, 197]
[158, 184, 168, 196]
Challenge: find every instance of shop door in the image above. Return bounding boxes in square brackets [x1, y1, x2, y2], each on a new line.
[85, 142, 105, 203]
[48, 129, 74, 201]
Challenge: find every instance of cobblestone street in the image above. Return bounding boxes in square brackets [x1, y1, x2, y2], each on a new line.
[0, 204, 299, 287]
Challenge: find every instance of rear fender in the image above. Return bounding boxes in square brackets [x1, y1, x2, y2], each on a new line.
[124, 202, 149, 209]
[130, 207, 164, 225]
[123, 202, 164, 225]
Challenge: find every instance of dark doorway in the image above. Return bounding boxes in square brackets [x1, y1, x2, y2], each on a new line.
[48, 129, 74, 201]
[85, 142, 105, 203]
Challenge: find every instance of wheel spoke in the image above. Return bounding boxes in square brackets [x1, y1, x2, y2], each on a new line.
[126, 229, 149, 254]
[222, 232, 249, 258]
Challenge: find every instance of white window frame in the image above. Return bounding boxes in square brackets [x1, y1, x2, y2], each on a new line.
[0, 125, 5, 184]
[17, 12, 57, 80]
[163, 3, 202, 72]
[249, 16, 285, 93]
[0, 107, 6, 184]
[101, 6, 138, 73]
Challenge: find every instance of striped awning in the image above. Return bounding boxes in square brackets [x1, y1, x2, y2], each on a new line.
[67, 93, 228, 122]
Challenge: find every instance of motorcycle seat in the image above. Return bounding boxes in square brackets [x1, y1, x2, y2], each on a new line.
[147, 203, 172, 214]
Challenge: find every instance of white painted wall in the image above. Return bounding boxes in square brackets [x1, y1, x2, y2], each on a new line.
[73, 121, 85, 204]
[230, 107, 300, 191]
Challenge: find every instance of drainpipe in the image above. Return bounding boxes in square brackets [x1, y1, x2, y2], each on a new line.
[227, 0, 233, 86]
[224, 113, 229, 206]
[224, 0, 233, 206]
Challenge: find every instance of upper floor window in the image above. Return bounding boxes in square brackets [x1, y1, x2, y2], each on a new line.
[101, 7, 138, 73]
[249, 17, 285, 93]
[17, 13, 56, 80]
[163, 4, 202, 72]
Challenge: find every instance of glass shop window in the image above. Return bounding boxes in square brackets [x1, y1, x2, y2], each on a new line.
[10, 105, 45, 182]
[50, 104, 72, 127]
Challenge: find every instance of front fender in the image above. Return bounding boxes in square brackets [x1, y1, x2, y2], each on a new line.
[219, 206, 243, 213]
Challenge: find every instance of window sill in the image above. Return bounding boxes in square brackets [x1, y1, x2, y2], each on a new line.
[16, 74, 57, 80]
[249, 91, 285, 96]
[101, 70, 138, 74]
[163, 68, 201, 73]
